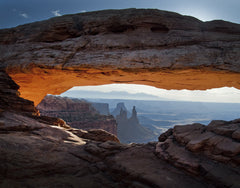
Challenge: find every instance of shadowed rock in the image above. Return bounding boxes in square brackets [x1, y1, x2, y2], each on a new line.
[156, 120, 240, 187]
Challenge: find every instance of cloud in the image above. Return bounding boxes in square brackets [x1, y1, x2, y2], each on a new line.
[52, 10, 61, 17]
[80, 10, 86, 13]
[19, 13, 28, 18]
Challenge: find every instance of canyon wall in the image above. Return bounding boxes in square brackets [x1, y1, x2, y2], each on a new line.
[0, 9, 239, 105]
[91, 102, 110, 115]
[37, 95, 117, 135]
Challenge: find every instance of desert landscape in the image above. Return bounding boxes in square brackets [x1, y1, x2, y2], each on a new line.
[0, 8, 240, 187]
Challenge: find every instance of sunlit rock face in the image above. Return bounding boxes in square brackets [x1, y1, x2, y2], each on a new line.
[0, 9, 239, 105]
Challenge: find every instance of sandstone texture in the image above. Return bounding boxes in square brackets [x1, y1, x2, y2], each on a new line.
[0, 70, 240, 187]
[37, 95, 117, 135]
[0, 9, 239, 104]
[156, 121, 240, 187]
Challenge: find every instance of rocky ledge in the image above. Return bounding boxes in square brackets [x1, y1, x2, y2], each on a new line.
[156, 121, 240, 187]
[0, 70, 240, 187]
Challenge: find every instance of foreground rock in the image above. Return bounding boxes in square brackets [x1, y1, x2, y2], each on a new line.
[156, 121, 240, 187]
[0, 70, 240, 187]
[37, 95, 117, 135]
[0, 70, 206, 187]
[0, 9, 239, 104]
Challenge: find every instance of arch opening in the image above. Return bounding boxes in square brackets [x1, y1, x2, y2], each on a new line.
[36, 83, 240, 143]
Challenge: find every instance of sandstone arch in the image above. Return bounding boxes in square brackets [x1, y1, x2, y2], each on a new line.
[1, 9, 240, 187]
[0, 9, 240, 105]
[8, 67, 240, 105]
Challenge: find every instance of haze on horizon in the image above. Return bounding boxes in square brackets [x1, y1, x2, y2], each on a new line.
[0, 0, 239, 29]
[61, 84, 240, 104]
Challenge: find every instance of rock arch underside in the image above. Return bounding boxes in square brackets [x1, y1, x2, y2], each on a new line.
[1, 9, 240, 187]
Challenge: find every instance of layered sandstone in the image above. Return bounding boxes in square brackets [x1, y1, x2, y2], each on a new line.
[156, 120, 240, 187]
[37, 95, 117, 135]
[1, 9, 240, 187]
[0, 71, 240, 187]
[0, 70, 37, 115]
[0, 9, 239, 104]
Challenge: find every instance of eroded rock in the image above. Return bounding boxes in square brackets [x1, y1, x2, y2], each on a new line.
[156, 120, 240, 187]
[2, 68, 238, 187]
[0, 9, 240, 187]
[37, 95, 118, 135]
[0, 9, 239, 104]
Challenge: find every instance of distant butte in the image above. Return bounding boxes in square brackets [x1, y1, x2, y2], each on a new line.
[0, 9, 239, 105]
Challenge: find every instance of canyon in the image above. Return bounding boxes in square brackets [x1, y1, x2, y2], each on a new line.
[37, 95, 117, 135]
[0, 8, 240, 187]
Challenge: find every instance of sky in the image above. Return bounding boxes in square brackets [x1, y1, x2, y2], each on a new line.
[0, 0, 240, 29]
[61, 84, 240, 103]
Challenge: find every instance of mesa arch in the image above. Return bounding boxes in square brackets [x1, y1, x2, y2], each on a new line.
[1, 9, 240, 105]
[7, 67, 240, 105]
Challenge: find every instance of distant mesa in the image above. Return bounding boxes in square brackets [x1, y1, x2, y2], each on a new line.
[37, 95, 117, 135]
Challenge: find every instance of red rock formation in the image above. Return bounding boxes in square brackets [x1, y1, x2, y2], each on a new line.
[0, 54, 239, 188]
[0, 70, 37, 115]
[0, 9, 239, 104]
[37, 95, 117, 135]
[0, 70, 118, 140]
[0, 9, 240, 187]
